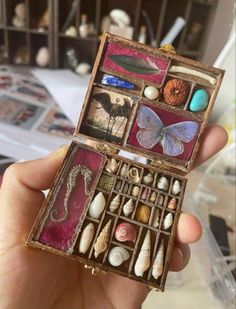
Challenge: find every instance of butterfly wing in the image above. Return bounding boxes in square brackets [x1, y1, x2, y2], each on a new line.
[136, 106, 164, 149]
[161, 133, 184, 156]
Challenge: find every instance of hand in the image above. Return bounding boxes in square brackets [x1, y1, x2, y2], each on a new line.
[0, 125, 227, 309]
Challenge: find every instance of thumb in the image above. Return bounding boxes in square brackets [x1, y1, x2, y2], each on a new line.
[0, 146, 69, 238]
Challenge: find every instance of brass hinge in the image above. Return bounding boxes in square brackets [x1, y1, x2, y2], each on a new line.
[159, 44, 176, 54]
[150, 160, 170, 170]
[84, 264, 107, 275]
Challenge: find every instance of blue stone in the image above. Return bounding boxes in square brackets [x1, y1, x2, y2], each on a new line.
[101, 74, 135, 90]
[189, 89, 209, 112]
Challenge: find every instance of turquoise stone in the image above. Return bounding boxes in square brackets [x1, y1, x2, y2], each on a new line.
[189, 89, 209, 112]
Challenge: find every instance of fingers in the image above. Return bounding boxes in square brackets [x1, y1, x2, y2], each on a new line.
[169, 243, 191, 271]
[193, 124, 228, 168]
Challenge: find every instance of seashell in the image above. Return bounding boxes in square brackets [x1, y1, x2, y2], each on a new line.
[157, 194, 164, 206]
[157, 176, 169, 191]
[123, 199, 134, 217]
[105, 158, 119, 173]
[171, 180, 181, 195]
[127, 167, 140, 183]
[115, 180, 122, 191]
[141, 188, 148, 200]
[108, 246, 130, 267]
[131, 186, 140, 197]
[115, 222, 137, 243]
[152, 239, 164, 279]
[122, 182, 129, 194]
[89, 192, 106, 219]
[168, 198, 177, 210]
[94, 220, 111, 258]
[120, 163, 129, 177]
[163, 213, 173, 230]
[143, 173, 154, 185]
[144, 86, 159, 100]
[109, 195, 121, 212]
[65, 26, 77, 37]
[135, 204, 150, 224]
[134, 230, 151, 277]
[79, 223, 95, 254]
[75, 62, 91, 75]
[149, 191, 157, 203]
[110, 9, 131, 27]
[163, 79, 189, 106]
[152, 209, 160, 228]
[36, 47, 49, 67]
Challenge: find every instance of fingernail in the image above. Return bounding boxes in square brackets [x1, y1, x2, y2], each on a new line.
[46, 145, 69, 159]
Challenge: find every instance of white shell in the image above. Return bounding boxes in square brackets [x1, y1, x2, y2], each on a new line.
[36, 47, 49, 67]
[110, 9, 131, 27]
[79, 223, 95, 254]
[152, 209, 160, 228]
[120, 163, 128, 177]
[149, 191, 156, 203]
[152, 239, 164, 279]
[171, 180, 181, 195]
[123, 199, 134, 217]
[131, 186, 140, 197]
[163, 213, 173, 230]
[89, 192, 106, 219]
[127, 167, 140, 183]
[75, 62, 91, 75]
[157, 176, 169, 191]
[144, 86, 159, 100]
[94, 220, 111, 258]
[65, 26, 77, 37]
[115, 180, 122, 191]
[143, 173, 153, 185]
[109, 195, 121, 212]
[134, 230, 151, 277]
[105, 158, 119, 173]
[157, 194, 164, 206]
[108, 246, 130, 266]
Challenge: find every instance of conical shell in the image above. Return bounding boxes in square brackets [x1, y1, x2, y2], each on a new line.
[134, 230, 151, 277]
[105, 158, 119, 173]
[163, 213, 173, 230]
[109, 195, 121, 212]
[143, 173, 153, 185]
[168, 198, 177, 210]
[152, 239, 164, 279]
[127, 167, 140, 183]
[123, 199, 134, 217]
[152, 209, 160, 228]
[94, 220, 111, 258]
[157, 176, 169, 191]
[171, 180, 181, 195]
[89, 192, 106, 219]
[79, 223, 95, 254]
[108, 246, 130, 267]
[120, 163, 128, 177]
[149, 191, 156, 203]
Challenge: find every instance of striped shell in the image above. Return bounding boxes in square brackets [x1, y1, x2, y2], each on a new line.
[109, 195, 121, 212]
[123, 199, 134, 217]
[115, 222, 137, 243]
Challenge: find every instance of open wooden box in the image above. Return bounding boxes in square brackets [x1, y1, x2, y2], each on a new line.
[26, 33, 224, 291]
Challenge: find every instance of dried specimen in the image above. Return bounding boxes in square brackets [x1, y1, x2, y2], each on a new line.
[163, 79, 189, 106]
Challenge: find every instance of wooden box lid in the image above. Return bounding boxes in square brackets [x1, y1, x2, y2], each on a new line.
[74, 33, 224, 174]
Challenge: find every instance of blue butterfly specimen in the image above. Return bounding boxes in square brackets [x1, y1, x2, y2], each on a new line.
[101, 74, 135, 90]
[136, 106, 199, 157]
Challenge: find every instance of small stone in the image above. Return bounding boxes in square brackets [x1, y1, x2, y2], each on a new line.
[144, 86, 159, 100]
[149, 191, 156, 203]
[189, 89, 209, 112]
[157, 176, 169, 191]
[171, 180, 181, 195]
[135, 204, 150, 224]
[168, 198, 177, 210]
[132, 186, 140, 197]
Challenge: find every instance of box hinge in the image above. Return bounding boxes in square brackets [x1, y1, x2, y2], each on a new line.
[159, 44, 176, 54]
[150, 160, 170, 170]
[94, 143, 118, 156]
[84, 264, 107, 275]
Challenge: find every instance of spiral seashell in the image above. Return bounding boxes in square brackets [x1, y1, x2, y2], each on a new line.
[171, 180, 181, 195]
[131, 186, 140, 197]
[105, 158, 120, 174]
[94, 220, 112, 258]
[163, 213, 173, 230]
[134, 230, 151, 277]
[152, 209, 160, 228]
[79, 223, 95, 254]
[127, 167, 140, 183]
[109, 195, 121, 212]
[152, 238, 164, 279]
[168, 197, 177, 210]
[157, 176, 169, 191]
[143, 173, 153, 185]
[120, 163, 129, 177]
[135, 204, 150, 224]
[108, 246, 130, 267]
[89, 192, 106, 219]
[115, 222, 137, 243]
[123, 199, 134, 217]
[149, 191, 156, 203]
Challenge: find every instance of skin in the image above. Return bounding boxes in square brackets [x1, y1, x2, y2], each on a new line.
[0, 124, 227, 309]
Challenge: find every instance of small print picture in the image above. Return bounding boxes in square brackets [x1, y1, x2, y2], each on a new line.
[83, 87, 134, 143]
[37, 107, 75, 138]
[0, 94, 45, 129]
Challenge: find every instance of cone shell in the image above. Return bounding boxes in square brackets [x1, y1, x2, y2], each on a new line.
[152, 239, 164, 279]
[135, 204, 150, 224]
[89, 192, 106, 219]
[163, 213, 173, 230]
[157, 176, 169, 191]
[108, 246, 130, 267]
[132, 186, 140, 197]
[94, 220, 111, 258]
[120, 163, 128, 177]
[134, 230, 151, 277]
[127, 167, 140, 183]
[171, 180, 181, 195]
[168, 198, 177, 210]
[143, 173, 153, 185]
[79, 223, 95, 254]
[149, 191, 157, 203]
[123, 199, 134, 217]
[152, 209, 160, 228]
[109, 195, 121, 212]
[105, 158, 119, 173]
[115, 222, 137, 243]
